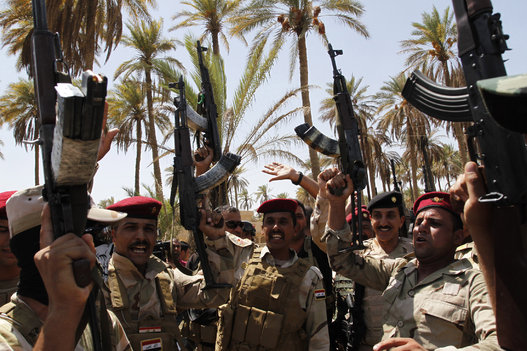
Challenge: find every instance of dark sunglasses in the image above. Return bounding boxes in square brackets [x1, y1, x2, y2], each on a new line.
[225, 220, 243, 229]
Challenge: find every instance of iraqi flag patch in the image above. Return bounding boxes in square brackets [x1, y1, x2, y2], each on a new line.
[314, 289, 326, 300]
[141, 338, 162, 351]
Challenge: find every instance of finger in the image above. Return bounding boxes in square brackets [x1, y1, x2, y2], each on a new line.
[82, 233, 96, 255]
[465, 161, 486, 200]
[106, 128, 119, 142]
[373, 338, 408, 351]
[40, 204, 54, 249]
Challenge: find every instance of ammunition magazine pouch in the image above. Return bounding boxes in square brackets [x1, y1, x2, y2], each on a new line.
[107, 269, 182, 351]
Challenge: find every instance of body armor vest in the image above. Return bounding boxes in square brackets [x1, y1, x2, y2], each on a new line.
[107, 269, 181, 351]
[216, 248, 311, 351]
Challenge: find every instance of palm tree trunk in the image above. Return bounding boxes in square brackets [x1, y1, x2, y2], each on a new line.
[212, 32, 220, 56]
[34, 143, 40, 185]
[408, 125, 419, 202]
[297, 36, 320, 179]
[135, 121, 142, 196]
[145, 70, 164, 200]
[85, 1, 96, 69]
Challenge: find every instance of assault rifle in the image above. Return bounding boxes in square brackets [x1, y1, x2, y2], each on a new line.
[196, 41, 221, 162]
[295, 43, 367, 250]
[169, 76, 240, 289]
[402, 1, 527, 348]
[390, 159, 401, 193]
[31, 0, 108, 349]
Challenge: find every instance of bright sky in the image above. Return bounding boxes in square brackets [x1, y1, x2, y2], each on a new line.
[0, 0, 525, 208]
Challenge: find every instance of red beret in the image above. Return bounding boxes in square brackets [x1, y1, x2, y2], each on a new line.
[413, 191, 457, 217]
[107, 196, 162, 219]
[0, 191, 17, 219]
[257, 198, 298, 214]
[346, 207, 371, 224]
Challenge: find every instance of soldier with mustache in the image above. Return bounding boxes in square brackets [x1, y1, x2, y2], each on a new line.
[0, 191, 18, 307]
[104, 196, 233, 351]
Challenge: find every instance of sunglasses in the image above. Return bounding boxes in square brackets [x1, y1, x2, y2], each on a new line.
[225, 220, 243, 229]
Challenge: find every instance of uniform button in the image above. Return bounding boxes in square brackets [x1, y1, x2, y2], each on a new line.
[408, 290, 415, 297]
[397, 321, 404, 327]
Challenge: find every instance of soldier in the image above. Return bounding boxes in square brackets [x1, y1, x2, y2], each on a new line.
[324, 172, 500, 350]
[0, 191, 18, 306]
[240, 221, 256, 241]
[346, 206, 374, 240]
[104, 196, 233, 350]
[0, 186, 131, 350]
[212, 198, 329, 350]
[313, 168, 413, 350]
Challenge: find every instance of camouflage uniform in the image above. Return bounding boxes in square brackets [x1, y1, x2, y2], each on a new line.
[0, 278, 18, 307]
[206, 236, 330, 350]
[325, 225, 500, 350]
[0, 294, 130, 351]
[454, 242, 479, 270]
[106, 249, 232, 351]
[358, 237, 413, 350]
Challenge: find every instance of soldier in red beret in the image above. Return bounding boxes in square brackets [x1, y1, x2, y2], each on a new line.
[104, 196, 233, 351]
[323, 171, 500, 350]
[0, 190, 18, 306]
[212, 198, 330, 350]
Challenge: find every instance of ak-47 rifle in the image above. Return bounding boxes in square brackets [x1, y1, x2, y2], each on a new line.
[169, 77, 240, 289]
[295, 43, 367, 350]
[195, 41, 221, 162]
[31, 0, 108, 349]
[295, 43, 367, 250]
[402, 1, 527, 348]
[390, 159, 401, 193]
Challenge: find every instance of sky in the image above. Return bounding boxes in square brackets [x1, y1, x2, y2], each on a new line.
[0, 0, 525, 209]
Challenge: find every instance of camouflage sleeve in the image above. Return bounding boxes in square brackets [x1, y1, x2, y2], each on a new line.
[205, 234, 254, 285]
[325, 225, 402, 291]
[301, 266, 330, 351]
[310, 195, 329, 253]
[172, 267, 231, 310]
[0, 319, 32, 350]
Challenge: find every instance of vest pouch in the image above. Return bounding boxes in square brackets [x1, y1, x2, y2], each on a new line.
[217, 303, 235, 349]
[128, 331, 176, 351]
[201, 323, 218, 344]
[259, 310, 283, 349]
[245, 306, 266, 346]
[231, 304, 250, 342]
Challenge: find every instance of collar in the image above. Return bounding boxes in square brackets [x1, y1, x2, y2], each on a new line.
[111, 252, 167, 281]
[260, 246, 298, 268]
[402, 258, 472, 286]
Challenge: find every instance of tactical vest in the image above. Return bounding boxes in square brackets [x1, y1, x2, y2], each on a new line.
[107, 269, 181, 351]
[216, 248, 311, 351]
[0, 278, 18, 307]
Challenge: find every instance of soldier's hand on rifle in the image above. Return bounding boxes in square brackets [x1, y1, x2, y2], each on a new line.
[317, 167, 340, 199]
[326, 171, 354, 232]
[373, 337, 426, 351]
[194, 146, 214, 176]
[198, 208, 226, 240]
[34, 204, 96, 332]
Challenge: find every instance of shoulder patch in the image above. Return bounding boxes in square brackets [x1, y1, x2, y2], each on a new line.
[314, 289, 326, 300]
[227, 233, 254, 247]
[308, 265, 323, 280]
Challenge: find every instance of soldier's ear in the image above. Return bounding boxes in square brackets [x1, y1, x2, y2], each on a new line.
[453, 228, 464, 247]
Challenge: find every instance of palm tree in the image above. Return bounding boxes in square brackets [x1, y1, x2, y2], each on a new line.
[400, 5, 469, 164]
[230, 0, 369, 179]
[227, 166, 249, 208]
[0, 0, 154, 74]
[276, 192, 289, 199]
[171, 0, 242, 56]
[0, 78, 39, 184]
[375, 73, 433, 202]
[296, 187, 314, 208]
[107, 78, 150, 196]
[254, 184, 270, 204]
[115, 19, 183, 200]
[432, 143, 462, 190]
[238, 188, 253, 210]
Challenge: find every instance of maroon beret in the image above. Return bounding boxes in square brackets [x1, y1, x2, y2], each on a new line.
[257, 198, 298, 214]
[0, 191, 17, 219]
[107, 196, 162, 219]
[346, 207, 371, 224]
[413, 191, 457, 217]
